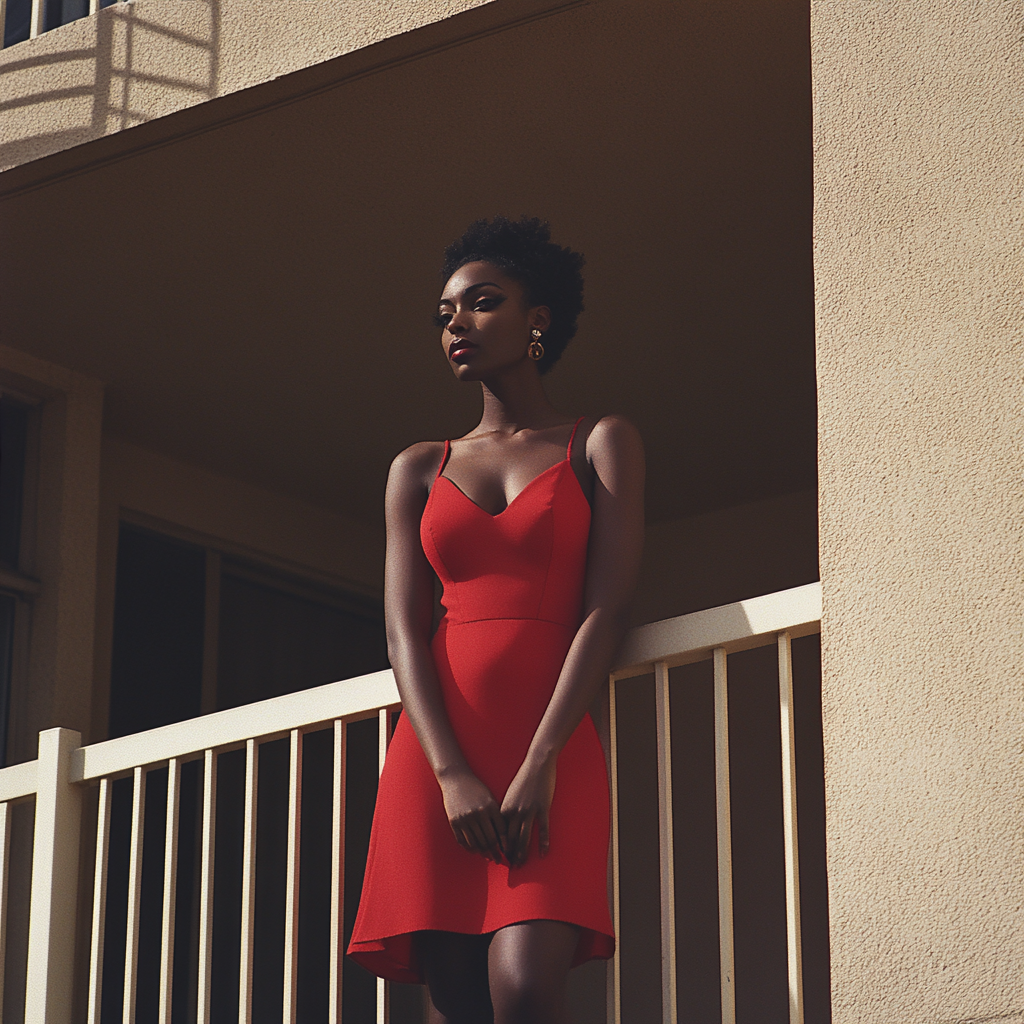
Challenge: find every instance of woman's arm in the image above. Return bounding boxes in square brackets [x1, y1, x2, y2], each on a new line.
[500, 415, 645, 865]
[384, 444, 507, 862]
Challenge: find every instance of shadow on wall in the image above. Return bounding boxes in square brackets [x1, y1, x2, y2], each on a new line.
[0, 0, 220, 170]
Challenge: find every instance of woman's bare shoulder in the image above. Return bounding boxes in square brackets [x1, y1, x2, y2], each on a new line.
[387, 440, 448, 496]
[585, 414, 644, 462]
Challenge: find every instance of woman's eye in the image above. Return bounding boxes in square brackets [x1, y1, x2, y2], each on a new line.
[433, 312, 453, 328]
[475, 298, 497, 311]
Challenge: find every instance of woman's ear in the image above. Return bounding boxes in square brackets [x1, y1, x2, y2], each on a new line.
[529, 306, 552, 334]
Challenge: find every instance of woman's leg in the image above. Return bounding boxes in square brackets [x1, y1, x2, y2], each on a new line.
[415, 930, 494, 1024]
[488, 920, 580, 1024]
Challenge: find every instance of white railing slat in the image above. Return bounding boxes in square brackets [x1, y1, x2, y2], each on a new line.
[329, 720, 347, 1024]
[239, 738, 258, 1024]
[377, 710, 391, 1024]
[778, 632, 805, 1024]
[123, 766, 146, 1024]
[197, 749, 217, 1024]
[284, 729, 303, 1024]
[606, 679, 621, 1024]
[0, 801, 11, 1011]
[654, 662, 678, 1024]
[714, 648, 737, 1024]
[87, 778, 112, 1024]
[158, 758, 181, 1024]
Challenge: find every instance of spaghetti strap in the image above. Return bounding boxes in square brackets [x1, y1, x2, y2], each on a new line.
[435, 439, 452, 480]
[566, 417, 585, 461]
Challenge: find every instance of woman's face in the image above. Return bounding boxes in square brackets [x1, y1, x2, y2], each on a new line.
[436, 261, 549, 380]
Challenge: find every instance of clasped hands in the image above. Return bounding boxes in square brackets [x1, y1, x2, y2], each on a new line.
[439, 755, 557, 867]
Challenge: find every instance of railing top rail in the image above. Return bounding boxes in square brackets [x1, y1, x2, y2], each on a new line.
[63, 582, 821, 785]
[0, 756, 38, 803]
[71, 670, 400, 784]
[611, 581, 821, 679]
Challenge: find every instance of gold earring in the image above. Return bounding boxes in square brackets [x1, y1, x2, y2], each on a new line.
[528, 329, 544, 361]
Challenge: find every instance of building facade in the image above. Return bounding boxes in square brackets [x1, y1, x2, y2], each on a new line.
[0, 1, 1020, 1022]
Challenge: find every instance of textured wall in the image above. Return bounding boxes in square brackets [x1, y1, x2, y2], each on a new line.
[0, 0, 496, 170]
[812, 2, 1024, 1022]
[635, 489, 819, 626]
[90, 436, 386, 742]
[0, 345, 104, 765]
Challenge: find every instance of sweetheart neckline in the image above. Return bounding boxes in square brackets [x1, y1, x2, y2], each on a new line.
[435, 459, 585, 518]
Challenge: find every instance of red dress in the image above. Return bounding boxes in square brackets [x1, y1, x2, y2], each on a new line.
[348, 419, 614, 983]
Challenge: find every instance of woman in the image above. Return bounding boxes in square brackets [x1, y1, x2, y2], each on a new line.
[349, 217, 645, 1024]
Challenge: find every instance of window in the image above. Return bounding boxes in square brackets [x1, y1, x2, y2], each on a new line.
[109, 522, 387, 737]
[0, 396, 29, 570]
[104, 523, 389, 1019]
[0, 394, 35, 766]
[217, 561, 389, 710]
[108, 525, 207, 738]
[2, 0, 120, 48]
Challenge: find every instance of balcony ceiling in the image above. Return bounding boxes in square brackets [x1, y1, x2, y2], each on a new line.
[0, 0, 815, 526]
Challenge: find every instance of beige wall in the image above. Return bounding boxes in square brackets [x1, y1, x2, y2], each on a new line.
[0, 0, 553, 174]
[636, 489, 818, 627]
[0, 345, 104, 764]
[91, 436, 386, 742]
[813, 3, 1023, 1022]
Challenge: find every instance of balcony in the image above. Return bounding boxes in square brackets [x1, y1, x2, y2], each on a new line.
[0, 582, 824, 1024]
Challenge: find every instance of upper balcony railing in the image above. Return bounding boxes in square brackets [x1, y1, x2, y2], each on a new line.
[0, 581, 822, 1024]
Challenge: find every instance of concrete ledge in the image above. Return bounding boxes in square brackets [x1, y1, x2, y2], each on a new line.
[0, 0, 585, 191]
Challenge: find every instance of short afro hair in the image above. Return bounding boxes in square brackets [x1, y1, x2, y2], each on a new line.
[441, 216, 585, 374]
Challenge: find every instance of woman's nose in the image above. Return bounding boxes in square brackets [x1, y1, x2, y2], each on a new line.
[447, 309, 470, 334]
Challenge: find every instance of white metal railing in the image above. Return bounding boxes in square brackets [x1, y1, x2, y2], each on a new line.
[606, 581, 821, 1024]
[0, 581, 821, 1024]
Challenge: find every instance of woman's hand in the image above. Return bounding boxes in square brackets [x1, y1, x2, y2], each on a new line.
[438, 767, 508, 864]
[500, 754, 557, 867]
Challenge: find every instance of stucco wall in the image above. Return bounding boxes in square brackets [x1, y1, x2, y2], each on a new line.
[812, 3, 1023, 1022]
[0, 345, 103, 765]
[636, 489, 819, 626]
[0, 0, 532, 172]
[91, 436, 386, 742]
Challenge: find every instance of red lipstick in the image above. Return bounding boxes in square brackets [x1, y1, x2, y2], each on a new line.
[448, 340, 477, 363]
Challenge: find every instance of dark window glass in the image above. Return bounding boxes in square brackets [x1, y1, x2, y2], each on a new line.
[108, 525, 206, 738]
[43, 0, 88, 30]
[215, 570, 389, 1022]
[0, 594, 14, 767]
[105, 533, 389, 1020]
[2, 0, 31, 47]
[0, 397, 29, 569]
[217, 570, 387, 710]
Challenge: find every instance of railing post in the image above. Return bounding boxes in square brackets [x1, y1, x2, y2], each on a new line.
[24, 727, 83, 1024]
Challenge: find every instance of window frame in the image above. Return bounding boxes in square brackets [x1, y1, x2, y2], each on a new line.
[112, 510, 385, 725]
[0, 386, 42, 765]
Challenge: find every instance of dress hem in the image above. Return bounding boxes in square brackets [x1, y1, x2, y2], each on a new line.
[348, 921, 615, 985]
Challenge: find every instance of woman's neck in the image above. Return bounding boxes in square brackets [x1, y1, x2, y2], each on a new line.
[475, 369, 565, 435]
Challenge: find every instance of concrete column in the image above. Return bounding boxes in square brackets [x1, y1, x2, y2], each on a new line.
[812, 3, 1023, 1022]
[0, 345, 104, 760]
